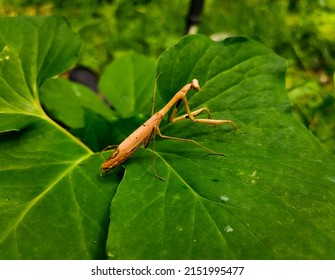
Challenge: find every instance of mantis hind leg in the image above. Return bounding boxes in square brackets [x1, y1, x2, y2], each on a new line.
[190, 117, 237, 131]
[149, 125, 225, 181]
[155, 125, 225, 156]
[149, 130, 166, 181]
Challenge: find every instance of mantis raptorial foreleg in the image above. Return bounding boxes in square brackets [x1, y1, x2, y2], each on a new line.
[171, 107, 237, 130]
[171, 107, 211, 122]
[170, 96, 237, 131]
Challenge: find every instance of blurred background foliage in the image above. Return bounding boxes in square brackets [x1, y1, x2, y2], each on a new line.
[0, 0, 334, 154]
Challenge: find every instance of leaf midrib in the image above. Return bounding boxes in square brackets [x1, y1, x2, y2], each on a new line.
[0, 153, 92, 244]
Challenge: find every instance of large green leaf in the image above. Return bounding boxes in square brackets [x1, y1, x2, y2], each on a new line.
[0, 17, 120, 259]
[106, 35, 335, 259]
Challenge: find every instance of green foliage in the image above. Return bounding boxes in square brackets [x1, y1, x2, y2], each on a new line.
[286, 68, 335, 155]
[1, 17, 335, 260]
[203, 0, 335, 73]
[1, 0, 333, 154]
[202, 0, 335, 153]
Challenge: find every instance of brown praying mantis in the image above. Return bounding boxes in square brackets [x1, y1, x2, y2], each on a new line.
[100, 78, 237, 180]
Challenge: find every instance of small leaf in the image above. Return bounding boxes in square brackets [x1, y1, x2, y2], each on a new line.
[99, 52, 156, 118]
[40, 78, 116, 151]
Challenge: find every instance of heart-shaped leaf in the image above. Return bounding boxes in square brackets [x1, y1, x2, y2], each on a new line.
[0, 17, 120, 259]
[106, 35, 335, 259]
